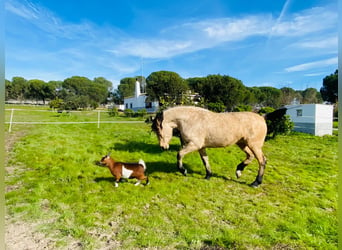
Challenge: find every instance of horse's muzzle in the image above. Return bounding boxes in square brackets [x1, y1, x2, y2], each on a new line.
[160, 145, 169, 151]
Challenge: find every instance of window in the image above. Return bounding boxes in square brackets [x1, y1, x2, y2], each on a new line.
[145, 102, 152, 108]
[296, 109, 302, 117]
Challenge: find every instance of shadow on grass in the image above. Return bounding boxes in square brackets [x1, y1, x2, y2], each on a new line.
[110, 141, 180, 154]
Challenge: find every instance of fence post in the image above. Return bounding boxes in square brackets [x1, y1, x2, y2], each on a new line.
[8, 109, 14, 132]
[97, 110, 100, 128]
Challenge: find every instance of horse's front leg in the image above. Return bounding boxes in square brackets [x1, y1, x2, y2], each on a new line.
[199, 148, 212, 179]
[177, 142, 199, 176]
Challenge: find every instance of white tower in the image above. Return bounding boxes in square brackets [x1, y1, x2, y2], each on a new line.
[135, 78, 141, 98]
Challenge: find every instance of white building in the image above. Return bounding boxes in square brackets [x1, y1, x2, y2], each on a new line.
[285, 104, 333, 136]
[123, 79, 159, 112]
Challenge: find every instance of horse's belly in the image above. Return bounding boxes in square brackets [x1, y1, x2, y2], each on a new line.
[205, 135, 234, 147]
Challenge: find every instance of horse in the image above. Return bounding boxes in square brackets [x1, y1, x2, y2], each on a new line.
[152, 106, 286, 187]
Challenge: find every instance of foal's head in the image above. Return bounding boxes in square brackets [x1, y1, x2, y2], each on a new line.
[151, 111, 173, 150]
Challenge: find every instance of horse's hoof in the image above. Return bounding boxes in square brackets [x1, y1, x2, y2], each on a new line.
[236, 170, 242, 178]
[205, 173, 212, 180]
[179, 168, 187, 176]
[250, 181, 260, 188]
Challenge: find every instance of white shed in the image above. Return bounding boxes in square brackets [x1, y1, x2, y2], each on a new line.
[123, 79, 159, 112]
[285, 104, 333, 136]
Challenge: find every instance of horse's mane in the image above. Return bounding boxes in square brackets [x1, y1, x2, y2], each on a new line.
[151, 111, 163, 133]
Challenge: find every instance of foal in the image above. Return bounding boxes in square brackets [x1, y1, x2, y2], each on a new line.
[100, 154, 149, 187]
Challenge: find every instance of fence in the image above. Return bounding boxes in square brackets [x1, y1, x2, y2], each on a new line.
[5, 108, 145, 132]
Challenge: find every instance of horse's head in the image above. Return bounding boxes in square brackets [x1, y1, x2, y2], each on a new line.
[151, 111, 173, 150]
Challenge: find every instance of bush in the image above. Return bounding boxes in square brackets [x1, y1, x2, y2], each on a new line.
[233, 104, 252, 112]
[124, 109, 134, 117]
[108, 107, 119, 117]
[207, 102, 226, 112]
[135, 109, 147, 118]
[49, 98, 64, 110]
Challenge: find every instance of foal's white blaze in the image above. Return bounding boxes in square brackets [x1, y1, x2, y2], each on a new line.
[122, 165, 133, 178]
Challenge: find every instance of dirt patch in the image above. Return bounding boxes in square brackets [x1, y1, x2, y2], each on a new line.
[5, 218, 55, 250]
[5, 130, 62, 249]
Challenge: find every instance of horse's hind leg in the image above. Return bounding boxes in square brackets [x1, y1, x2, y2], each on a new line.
[249, 147, 266, 187]
[236, 143, 255, 178]
[199, 148, 212, 179]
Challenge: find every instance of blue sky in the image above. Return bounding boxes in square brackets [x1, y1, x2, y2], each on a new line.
[5, 0, 338, 90]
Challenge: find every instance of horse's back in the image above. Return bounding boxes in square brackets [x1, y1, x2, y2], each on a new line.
[165, 107, 267, 148]
[206, 111, 267, 146]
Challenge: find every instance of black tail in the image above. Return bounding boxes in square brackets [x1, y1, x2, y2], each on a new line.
[264, 107, 287, 122]
[264, 107, 288, 139]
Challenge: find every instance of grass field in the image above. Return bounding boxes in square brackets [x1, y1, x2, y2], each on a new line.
[5, 106, 338, 249]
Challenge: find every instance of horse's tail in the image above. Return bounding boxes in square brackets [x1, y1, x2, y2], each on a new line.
[139, 159, 146, 170]
[263, 107, 288, 138]
[263, 107, 287, 122]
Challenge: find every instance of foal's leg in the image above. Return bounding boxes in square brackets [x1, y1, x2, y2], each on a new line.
[249, 146, 266, 187]
[199, 148, 212, 179]
[177, 142, 199, 176]
[236, 143, 255, 178]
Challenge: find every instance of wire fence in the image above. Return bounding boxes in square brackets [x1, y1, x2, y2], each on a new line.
[4, 108, 146, 132]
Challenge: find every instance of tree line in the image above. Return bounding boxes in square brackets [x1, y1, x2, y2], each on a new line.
[5, 76, 112, 110]
[5, 69, 337, 111]
[116, 70, 337, 111]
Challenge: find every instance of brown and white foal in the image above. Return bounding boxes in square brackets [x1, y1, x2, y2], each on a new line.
[100, 154, 149, 187]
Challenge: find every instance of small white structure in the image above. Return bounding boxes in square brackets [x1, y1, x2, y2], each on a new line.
[124, 79, 159, 112]
[285, 104, 333, 136]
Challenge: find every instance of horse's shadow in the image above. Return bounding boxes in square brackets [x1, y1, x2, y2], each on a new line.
[109, 141, 180, 154]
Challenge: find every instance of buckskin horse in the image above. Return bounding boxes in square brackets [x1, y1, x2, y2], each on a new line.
[152, 106, 286, 187]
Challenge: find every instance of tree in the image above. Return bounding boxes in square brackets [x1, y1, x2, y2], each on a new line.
[146, 71, 188, 104]
[10, 77, 29, 101]
[301, 88, 322, 104]
[320, 69, 338, 103]
[256, 87, 282, 108]
[200, 75, 247, 111]
[61, 76, 111, 109]
[187, 77, 206, 93]
[27, 79, 50, 104]
[280, 87, 299, 105]
[118, 77, 136, 98]
[62, 76, 93, 96]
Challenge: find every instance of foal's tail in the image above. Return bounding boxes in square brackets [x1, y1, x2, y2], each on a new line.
[139, 159, 146, 170]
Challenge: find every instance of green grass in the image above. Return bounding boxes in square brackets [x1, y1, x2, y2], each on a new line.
[5, 107, 338, 249]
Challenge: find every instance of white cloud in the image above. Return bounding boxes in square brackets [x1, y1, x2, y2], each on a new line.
[285, 57, 338, 72]
[111, 39, 194, 59]
[293, 36, 337, 49]
[5, 0, 39, 20]
[270, 7, 337, 37]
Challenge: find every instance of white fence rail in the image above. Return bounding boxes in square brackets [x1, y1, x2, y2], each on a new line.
[5, 109, 145, 132]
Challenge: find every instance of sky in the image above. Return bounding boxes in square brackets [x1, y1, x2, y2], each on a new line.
[5, 0, 338, 90]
